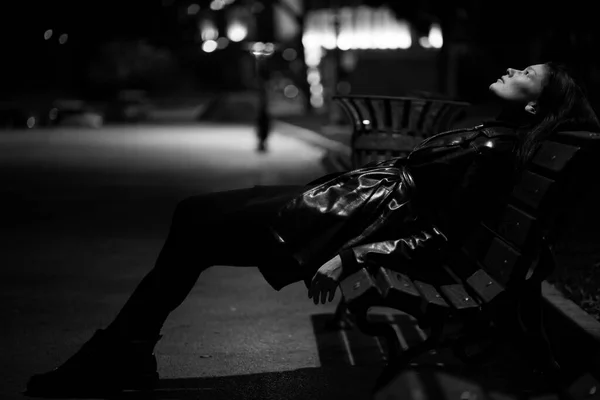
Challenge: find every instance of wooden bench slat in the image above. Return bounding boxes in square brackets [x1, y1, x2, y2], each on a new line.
[495, 204, 537, 248]
[511, 170, 555, 211]
[339, 268, 381, 309]
[465, 269, 505, 304]
[482, 237, 522, 285]
[439, 284, 480, 311]
[413, 280, 450, 321]
[375, 267, 423, 316]
[531, 141, 580, 173]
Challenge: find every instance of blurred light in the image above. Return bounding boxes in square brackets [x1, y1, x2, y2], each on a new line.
[227, 21, 247, 42]
[310, 96, 324, 108]
[58, 33, 68, 44]
[202, 40, 218, 52]
[187, 4, 200, 15]
[282, 48, 297, 61]
[251, 41, 275, 57]
[307, 68, 320, 84]
[216, 37, 229, 49]
[337, 36, 351, 51]
[355, 7, 373, 49]
[283, 85, 299, 98]
[210, 0, 225, 10]
[302, 31, 319, 49]
[304, 47, 322, 67]
[27, 116, 36, 128]
[336, 8, 354, 51]
[252, 41, 265, 53]
[223, 0, 235, 4]
[303, 7, 417, 51]
[310, 84, 323, 95]
[419, 36, 432, 48]
[362, 119, 370, 125]
[340, 51, 357, 70]
[44, 29, 53, 40]
[429, 23, 443, 48]
[49, 108, 58, 121]
[200, 20, 218, 40]
[395, 19, 411, 49]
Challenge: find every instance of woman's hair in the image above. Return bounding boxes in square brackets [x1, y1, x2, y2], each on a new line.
[515, 62, 600, 168]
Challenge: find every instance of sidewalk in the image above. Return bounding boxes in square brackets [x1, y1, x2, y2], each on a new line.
[275, 113, 353, 173]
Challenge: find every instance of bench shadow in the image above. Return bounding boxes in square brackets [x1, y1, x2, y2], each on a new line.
[110, 365, 382, 400]
[308, 310, 558, 398]
[105, 312, 387, 400]
[106, 311, 555, 400]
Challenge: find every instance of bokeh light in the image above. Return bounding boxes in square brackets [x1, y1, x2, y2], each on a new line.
[202, 40, 218, 52]
[282, 48, 297, 61]
[187, 4, 200, 15]
[227, 21, 247, 42]
[283, 85, 299, 98]
[428, 23, 443, 48]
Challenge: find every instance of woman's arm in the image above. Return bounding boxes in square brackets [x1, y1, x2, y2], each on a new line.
[338, 224, 449, 276]
[307, 224, 449, 305]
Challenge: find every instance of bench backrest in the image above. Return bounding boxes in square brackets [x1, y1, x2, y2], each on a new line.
[333, 95, 470, 168]
[449, 130, 600, 308]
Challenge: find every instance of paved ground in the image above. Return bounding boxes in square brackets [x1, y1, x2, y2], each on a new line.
[0, 120, 558, 400]
[0, 122, 390, 400]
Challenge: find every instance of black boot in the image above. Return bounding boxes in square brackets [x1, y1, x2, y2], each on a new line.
[25, 329, 161, 398]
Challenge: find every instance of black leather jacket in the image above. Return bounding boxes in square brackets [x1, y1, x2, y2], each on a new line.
[269, 122, 519, 285]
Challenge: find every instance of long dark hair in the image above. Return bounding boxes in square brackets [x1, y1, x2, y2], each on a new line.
[514, 62, 600, 169]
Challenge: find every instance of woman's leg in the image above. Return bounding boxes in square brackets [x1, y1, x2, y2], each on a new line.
[106, 187, 300, 340]
[106, 185, 305, 340]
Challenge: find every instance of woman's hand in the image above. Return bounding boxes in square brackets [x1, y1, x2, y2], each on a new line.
[308, 254, 344, 305]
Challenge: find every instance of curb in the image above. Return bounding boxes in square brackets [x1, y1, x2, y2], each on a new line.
[541, 281, 600, 382]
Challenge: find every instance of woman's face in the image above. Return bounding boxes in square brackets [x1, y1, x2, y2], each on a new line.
[489, 64, 548, 113]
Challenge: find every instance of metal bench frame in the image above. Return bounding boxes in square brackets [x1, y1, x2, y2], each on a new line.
[333, 95, 470, 168]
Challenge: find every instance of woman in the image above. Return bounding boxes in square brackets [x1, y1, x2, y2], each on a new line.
[26, 62, 599, 396]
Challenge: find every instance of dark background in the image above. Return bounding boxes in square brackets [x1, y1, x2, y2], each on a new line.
[1, 0, 599, 106]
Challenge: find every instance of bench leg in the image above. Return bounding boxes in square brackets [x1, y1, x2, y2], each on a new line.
[353, 308, 403, 360]
[516, 284, 562, 386]
[373, 321, 447, 392]
[324, 299, 355, 331]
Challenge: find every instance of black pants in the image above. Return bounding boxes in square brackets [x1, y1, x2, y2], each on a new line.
[107, 185, 306, 340]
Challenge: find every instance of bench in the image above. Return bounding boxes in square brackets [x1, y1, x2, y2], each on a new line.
[332, 95, 600, 396]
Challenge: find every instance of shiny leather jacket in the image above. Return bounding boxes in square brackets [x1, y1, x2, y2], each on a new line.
[269, 122, 519, 284]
